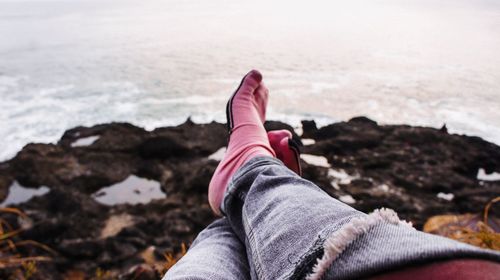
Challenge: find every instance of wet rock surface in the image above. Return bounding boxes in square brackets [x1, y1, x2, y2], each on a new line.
[0, 117, 499, 278]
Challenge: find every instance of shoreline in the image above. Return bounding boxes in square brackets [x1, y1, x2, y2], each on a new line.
[2, 114, 500, 165]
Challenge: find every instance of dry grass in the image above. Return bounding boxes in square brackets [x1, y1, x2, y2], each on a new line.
[424, 197, 500, 250]
[136, 242, 188, 278]
[61, 242, 189, 279]
[62, 267, 116, 280]
[3, 196, 496, 279]
[0, 207, 56, 279]
[161, 243, 187, 273]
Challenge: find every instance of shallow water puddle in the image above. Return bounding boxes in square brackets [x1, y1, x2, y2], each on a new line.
[477, 168, 500, 181]
[0, 181, 50, 207]
[300, 154, 330, 167]
[301, 138, 316, 146]
[71, 135, 100, 147]
[208, 147, 226, 161]
[339, 195, 356, 204]
[328, 168, 359, 190]
[437, 192, 454, 201]
[328, 169, 358, 184]
[294, 126, 303, 137]
[92, 175, 165, 205]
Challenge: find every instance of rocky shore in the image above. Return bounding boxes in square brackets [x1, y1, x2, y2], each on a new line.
[1, 117, 499, 279]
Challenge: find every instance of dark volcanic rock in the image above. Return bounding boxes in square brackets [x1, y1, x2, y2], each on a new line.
[1, 117, 499, 278]
[302, 117, 500, 227]
[59, 122, 148, 152]
[301, 120, 318, 138]
[148, 120, 227, 158]
[0, 168, 13, 201]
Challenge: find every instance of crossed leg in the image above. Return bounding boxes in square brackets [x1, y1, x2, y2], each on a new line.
[163, 218, 250, 280]
[164, 71, 500, 280]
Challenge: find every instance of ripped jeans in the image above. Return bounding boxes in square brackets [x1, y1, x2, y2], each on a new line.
[163, 157, 500, 280]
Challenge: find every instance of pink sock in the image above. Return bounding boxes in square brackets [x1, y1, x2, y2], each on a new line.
[268, 130, 302, 176]
[208, 70, 275, 215]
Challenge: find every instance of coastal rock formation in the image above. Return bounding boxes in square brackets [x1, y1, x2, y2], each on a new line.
[0, 117, 499, 278]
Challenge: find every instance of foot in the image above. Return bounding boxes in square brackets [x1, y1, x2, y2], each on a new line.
[209, 70, 275, 215]
[268, 130, 302, 176]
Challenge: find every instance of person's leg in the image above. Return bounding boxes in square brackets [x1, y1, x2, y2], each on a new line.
[208, 70, 275, 216]
[162, 218, 250, 280]
[221, 156, 500, 280]
[369, 259, 500, 280]
[209, 70, 305, 215]
[209, 70, 500, 279]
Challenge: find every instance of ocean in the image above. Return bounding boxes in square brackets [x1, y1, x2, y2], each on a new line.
[1, 0, 500, 161]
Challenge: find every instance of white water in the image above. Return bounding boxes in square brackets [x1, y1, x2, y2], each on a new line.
[1, 0, 500, 161]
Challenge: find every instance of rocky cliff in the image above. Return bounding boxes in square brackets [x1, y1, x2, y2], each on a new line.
[0, 117, 499, 278]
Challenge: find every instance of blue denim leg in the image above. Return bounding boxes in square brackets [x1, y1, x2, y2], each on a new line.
[163, 217, 250, 280]
[221, 156, 500, 280]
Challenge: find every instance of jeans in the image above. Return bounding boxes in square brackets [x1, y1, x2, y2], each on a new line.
[164, 157, 500, 280]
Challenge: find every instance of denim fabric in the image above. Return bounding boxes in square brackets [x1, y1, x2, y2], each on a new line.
[163, 217, 250, 280]
[164, 156, 500, 280]
[326, 222, 500, 279]
[222, 157, 366, 279]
